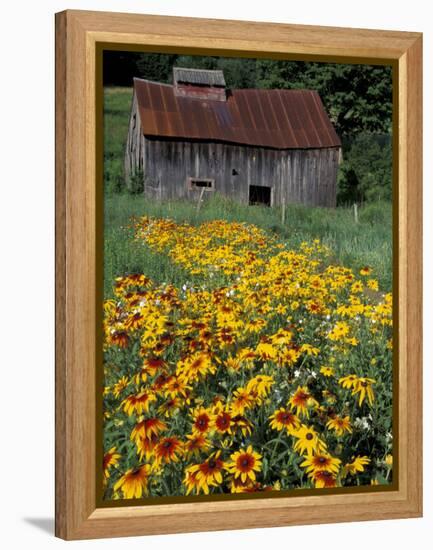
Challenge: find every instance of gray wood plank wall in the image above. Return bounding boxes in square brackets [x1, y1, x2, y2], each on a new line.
[125, 95, 339, 207]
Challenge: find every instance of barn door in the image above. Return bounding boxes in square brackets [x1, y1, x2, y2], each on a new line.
[249, 185, 271, 206]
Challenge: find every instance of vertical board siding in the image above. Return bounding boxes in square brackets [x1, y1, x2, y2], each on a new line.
[126, 126, 339, 207]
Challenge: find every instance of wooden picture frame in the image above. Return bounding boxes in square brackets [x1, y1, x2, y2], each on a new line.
[55, 9, 422, 540]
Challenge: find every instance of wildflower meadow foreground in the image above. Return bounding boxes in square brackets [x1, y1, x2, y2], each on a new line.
[102, 217, 393, 500]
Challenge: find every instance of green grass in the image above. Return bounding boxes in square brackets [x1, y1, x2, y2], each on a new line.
[104, 87, 133, 193]
[104, 193, 392, 298]
[103, 86, 392, 299]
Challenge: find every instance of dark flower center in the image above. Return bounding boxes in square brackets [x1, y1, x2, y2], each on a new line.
[306, 433, 314, 440]
[217, 414, 230, 428]
[298, 392, 309, 401]
[241, 457, 252, 469]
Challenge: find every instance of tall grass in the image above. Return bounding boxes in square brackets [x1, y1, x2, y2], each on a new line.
[104, 193, 392, 298]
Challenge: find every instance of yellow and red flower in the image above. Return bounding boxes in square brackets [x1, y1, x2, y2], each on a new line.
[103, 447, 121, 479]
[122, 391, 156, 416]
[153, 436, 184, 465]
[269, 408, 300, 434]
[226, 446, 262, 483]
[113, 464, 151, 498]
[185, 452, 225, 494]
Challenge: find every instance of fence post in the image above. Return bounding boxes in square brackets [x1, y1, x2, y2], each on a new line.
[353, 203, 359, 224]
[196, 187, 206, 214]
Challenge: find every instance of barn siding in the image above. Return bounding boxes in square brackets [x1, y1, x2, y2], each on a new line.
[126, 120, 339, 207]
[124, 92, 144, 189]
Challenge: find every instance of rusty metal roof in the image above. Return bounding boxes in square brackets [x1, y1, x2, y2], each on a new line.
[173, 67, 226, 87]
[133, 77, 341, 149]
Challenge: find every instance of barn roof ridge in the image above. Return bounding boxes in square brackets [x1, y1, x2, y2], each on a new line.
[132, 76, 341, 150]
[173, 67, 226, 87]
[133, 76, 322, 95]
[133, 76, 173, 88]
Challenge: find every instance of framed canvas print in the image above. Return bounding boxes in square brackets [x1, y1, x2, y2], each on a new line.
[55, 10, 422, 540]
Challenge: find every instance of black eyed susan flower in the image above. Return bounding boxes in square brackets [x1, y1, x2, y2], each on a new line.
[212, 405, 233, 435]
[367, 278, 379, 291]
[228, 475, 255, 493]
[103, 447, 121, 479]
[183, 468, 200, 495]
[351, 281, 364, 294]
[141, 357, 167, 377]
[269, 408, 300, 434]
[293, 425, 327, 456]
[230, 387, 255, 415]
[185, 451, 225, 495]
[135, 433, 159, 461]
[112, 376, 129, 398]
[164, 375, 191, 400]
[122, 390, 157, 416]
[338, 374, 359, 390]
[300, 452, 341, 476]
[328, 321, 350, 341]
[191, 407, 213, 435]
[360, 266, 372, 276]
[113, 464, 151, 499]
[326, 415, 352, 436]
[246, 375, 274, 401]
[288, 386, 318, 418]
[153, 436, 184, 465]
[320, 366, 334, 377]
[184, 433, 210, 458]
[109, 330, 130, 348]
[125, 311, 145, 331]
[226, 446, 262, 483]
[231, 414, 253, 437]
[176, 352, 215, 383]
[255, 341, 278, 361]
[344, 456, 371, 475]
[152, 373, 171, 393]
[130, 417, 167, 445]
[351, 377, 376, 406]
[311, 469, 338, 488]
[228, 475, 273, 494]
[157, 397, 182, 418]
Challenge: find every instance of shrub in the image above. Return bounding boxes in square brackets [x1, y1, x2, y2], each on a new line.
[338, 134, 392, 205]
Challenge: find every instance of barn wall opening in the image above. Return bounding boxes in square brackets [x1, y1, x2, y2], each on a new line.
[249, 185, 271, 206]
[187, 177, 215, 190]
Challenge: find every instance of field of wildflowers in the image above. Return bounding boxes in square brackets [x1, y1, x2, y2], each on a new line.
[102, 213, 393, 500]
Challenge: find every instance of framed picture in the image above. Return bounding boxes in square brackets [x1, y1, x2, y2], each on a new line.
[55, 10, 422, 540]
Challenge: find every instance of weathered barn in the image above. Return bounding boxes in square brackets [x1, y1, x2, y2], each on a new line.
[125, 68, 341, 207]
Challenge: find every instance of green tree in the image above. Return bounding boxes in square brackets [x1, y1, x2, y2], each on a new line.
[136, 53, 179, 83]
[255, 60, 392, 137]
[174, 56, 257, 88]
[337, 134, 392, 204]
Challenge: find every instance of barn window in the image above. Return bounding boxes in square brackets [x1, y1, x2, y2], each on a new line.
[187, 177, 215, 190]
[249, 185, 271, 206]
